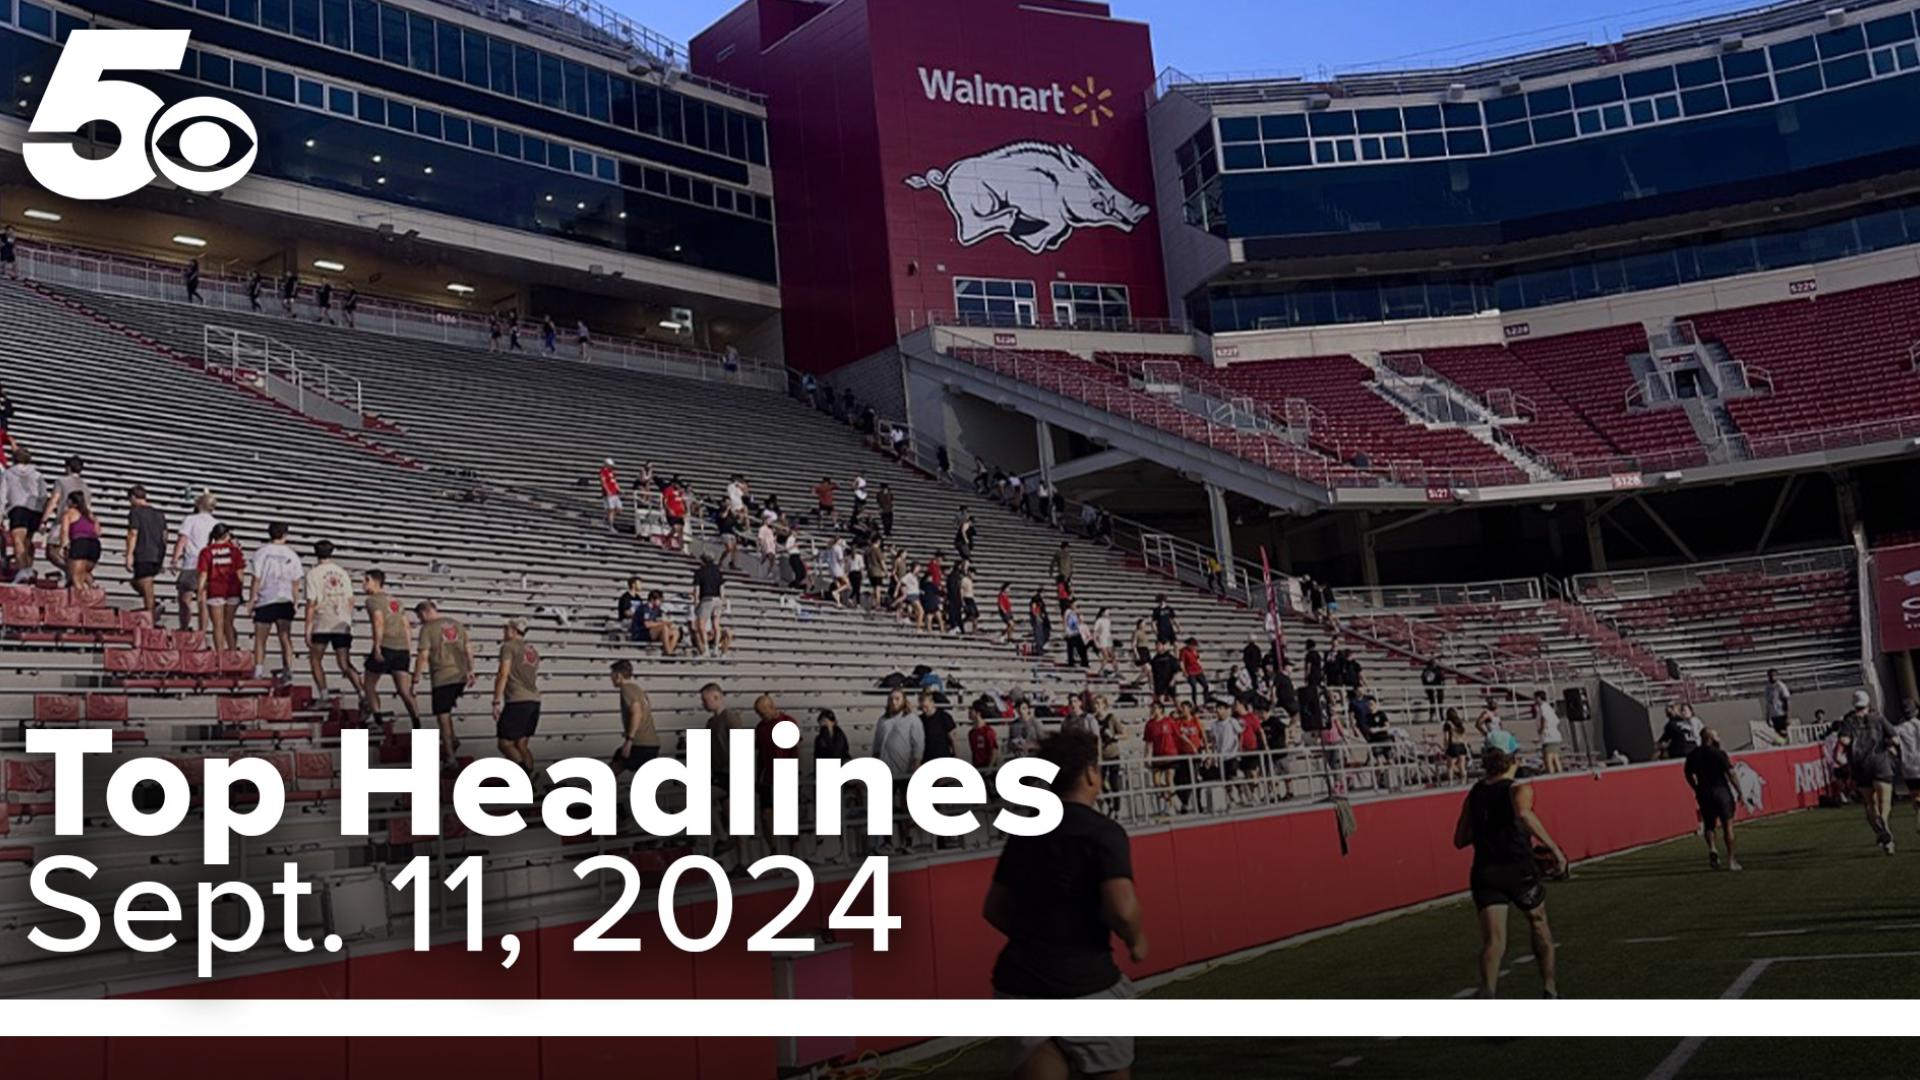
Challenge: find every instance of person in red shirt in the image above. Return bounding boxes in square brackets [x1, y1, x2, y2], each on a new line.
[812, 476, 837, 526]
[597, 458, 622, 531]
[968, 701, 1000, 770]
[1236, 702, 1268, 800]
[752, 693, 800, 858]
[1142, 701, 1181, 815]
[1172, 702, 1207, 814]
[1179, 637, 1210, 706]
[661, 479, 688, 550]
[995, 584, 1015, 643]
[196, 523, 246, 653]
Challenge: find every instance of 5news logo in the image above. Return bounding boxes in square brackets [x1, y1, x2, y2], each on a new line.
[24, 29, 257, 200]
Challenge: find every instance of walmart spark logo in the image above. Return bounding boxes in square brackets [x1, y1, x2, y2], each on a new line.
[1070, 77, 1114, 128]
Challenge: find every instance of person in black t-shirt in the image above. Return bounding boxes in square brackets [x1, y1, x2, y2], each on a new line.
[918, 690, 956, 760]
[1146, 641, 1180, 705]
[985, 731, 1146, 1076]
[1453, 742, 1566, 999]
[691, 553, 726, 657]
[1684, 728, 1740, 871]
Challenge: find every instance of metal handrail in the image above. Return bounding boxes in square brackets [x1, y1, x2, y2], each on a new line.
[15, 242, 787, 393]
[203, 324, 366, 418]
[915, 309, 1195, 336]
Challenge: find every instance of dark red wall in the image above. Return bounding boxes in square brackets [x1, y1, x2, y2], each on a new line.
[9, 747, 1826, 1077]
[692, 0, 1167, 374]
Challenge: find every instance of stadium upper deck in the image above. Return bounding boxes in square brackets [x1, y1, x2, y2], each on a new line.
[1153, 0, 1920, 332]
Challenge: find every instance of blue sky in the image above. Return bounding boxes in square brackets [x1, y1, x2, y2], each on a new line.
[617, 0, 1776, 76]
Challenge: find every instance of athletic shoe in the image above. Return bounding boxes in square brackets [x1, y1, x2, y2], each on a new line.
[1708, 851, 1721, 870]
[1727, 860, 1743, 872]
[1881, 839, 1897, 856]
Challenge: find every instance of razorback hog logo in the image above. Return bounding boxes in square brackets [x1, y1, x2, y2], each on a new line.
[1732, 761, 1767, 814]
[905, 141, 1149, 254]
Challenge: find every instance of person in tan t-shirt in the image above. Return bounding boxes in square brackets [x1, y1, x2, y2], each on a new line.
[492, 618, 543, 774]
[610, 659, 657, 773]
[361, 569, 421, 730]
[412, 600, 474, 767]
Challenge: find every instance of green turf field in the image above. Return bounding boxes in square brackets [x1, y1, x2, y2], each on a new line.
[910, 807, 1920, 1080]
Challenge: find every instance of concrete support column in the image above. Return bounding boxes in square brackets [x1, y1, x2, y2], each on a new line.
[1033, 419, 1056, 486]
[1895, 650, 1919, 714]
[1359, 511, 1380, 588]
[1584, 498, 1609, 573]
[1206, 483, 1236, 590]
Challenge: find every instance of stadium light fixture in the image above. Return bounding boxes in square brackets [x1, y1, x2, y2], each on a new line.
[375, 176, 387, 185]
[423, 166, 434, 174]
[618, 211, 627, 219]
[171, 234, 207, 247]
[304, 138, 316, 148]
[371, 154, 382, 163]
[22, 208, 61, 222]
[312, 259, 346, 272]
[446, 282, 476, 295]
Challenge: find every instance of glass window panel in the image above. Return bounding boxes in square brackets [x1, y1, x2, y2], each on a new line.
[1261, 113, 1307, 138]
[1355, 107, 1400, 134]
[1483, 94, 1527, 124]
[415, 107, 441, 138]
[1774, 63, 1823, 97]
[611, 76, 634, 128]
[230, 0, 257, 21]
[1722, 47, 1769, 78]
[746, 117, 766, 164]
[1383, 135, 1405, 158]
[349, 0, 377, 57]
[266, 67, 296, 101]
[691, 179, 713, 204]
[1407, 132, 1446, 157]
[1768, 36, 1817, 69]
[562, 60, 586, 114]
[1307, 110, 1355, 136]
[684, 102, 708, 148]
[634, 82, 659, 134]
[1531, 112, 1575, 142]
[1602, 103, 1626, 128]
[199, 52, 229, 85]
[291, 0, 319, 39]
[462, 31, 488, 88]
[1654, 94, 1680, 119]
[521, 133, 544, 163]
[548, 141, 568, 169]
[1675, 57, 1720, 87]
[1681, 85, 1727, 115]
[232, 60, 262, 93]
[1816, 24, 1865, 57]
[259, 0, 288, 30]
[296, 77, 322, 107]
[1576, 108, 1601, 134]
[1867, 12, 1915, 46]
[379, 3, 406, 64]
[357, 91, 385, 124]
[1571, 75, 1623, 106]
[1487, 120, 1530, 151]
[659, 92, 683, 140]
[1441, 101, 1480, 127]
[386, 100, 412, 130]
[1622, 66, 1676, 96]
[1402, 104, 1442, 130]
[1313, 140, 1335, 163]
[1628, 98, 1654, 124]
[1524, 85, 1571, 115]
[1264, 141, 1311, 167]
[442, 115, 467, 144]
[596, 156, 616, 181]
[514, 46, 539, 103]
[706, 103, 729, 155]
[1874, 47, 1897, 74]
[643, 167, 666, 194]
[328, 85, 352, 113]
[436, 21, 462, 79]
[1360, 137, 1382, 161]
[587, 69, 609, 122]
[538, 54, 562, 109]
[16, 2, 47, 36]
[1222, 144, 1263, 169]
[1445, 128, 1485, 154]
[1218, 115, 1260, 142]
[572, 148, 592, 173]
[321, 0, 347, 48]
[491, 39, 515, 95]
[1726, 76, 1772, 107]
[473, 122, 497, 152]
[1823, 53, 1870, 86]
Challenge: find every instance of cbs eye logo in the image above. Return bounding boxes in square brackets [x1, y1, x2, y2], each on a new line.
[23, 29, 257, 200]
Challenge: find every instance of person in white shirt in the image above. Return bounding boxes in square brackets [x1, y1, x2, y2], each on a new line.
[1894, 708, 1920, 833]
[1763, 669, 1792, 736]
[1, 447, 46, 582]
[248, 521, 305, 680]
[756, 518, 779, 580]
[171, 491, 219, 632]
[1208, 702, 1242, 812]
[1091, 607, 1116, 676]
[870, 689, 925, 852]
[826, 538, 850, 607]
[304, 539, 362, 700]
[1533, 690, 1564, 774]
[851, 472, 869, 521]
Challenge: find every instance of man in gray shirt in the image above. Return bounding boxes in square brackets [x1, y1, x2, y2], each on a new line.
[1836, 690, 1901, 855]
[1763, 669, 1792, 736]
[123, 485, 169, 622]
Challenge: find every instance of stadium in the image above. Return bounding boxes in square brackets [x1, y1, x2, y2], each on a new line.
[0, 0, 1917, 1074]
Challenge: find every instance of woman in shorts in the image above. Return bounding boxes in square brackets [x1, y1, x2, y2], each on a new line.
[1442, 707, 1470, 785]
[1453, 738, 1567, 999]
[57, 491, 101, 591]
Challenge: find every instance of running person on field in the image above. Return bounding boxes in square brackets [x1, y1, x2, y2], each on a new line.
[1453, 732, 1567, 999]
[1835, 689, 1901, 854]
[984, 731, 1147, 1079]
[1683, 727, 1741, 871]
[413, 600, 474, 767]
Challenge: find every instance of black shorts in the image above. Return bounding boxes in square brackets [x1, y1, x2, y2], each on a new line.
[365, 647, 410, 675]
[1134, 647, 1151, 666]
[1698, 788, 1736, 829]
[253, 601, 295, 625]
[6, 507, 40, 533]
[132, 559, 162, 581]
[68, 537, 102, 562]
[312, 632, 352, 651]
[431, 683, 465, 715]
[1446, 743, 1468, 758]
[497, 700, 541, 740]
[1470, 862, 1546, 911]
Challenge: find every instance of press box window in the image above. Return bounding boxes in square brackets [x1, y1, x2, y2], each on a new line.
[955, 278, 1037, 326]
[1051, 282, 1130, 326]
